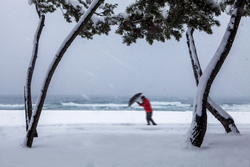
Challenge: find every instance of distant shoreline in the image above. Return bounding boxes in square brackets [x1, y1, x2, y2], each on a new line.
[1, 110, 250, 126]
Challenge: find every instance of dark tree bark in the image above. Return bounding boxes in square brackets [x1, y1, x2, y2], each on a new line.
[188, 0, 246, 147]
[25, 0, 104, 148]
[186, 28, 239, 133]
[24, 5, 45, 137]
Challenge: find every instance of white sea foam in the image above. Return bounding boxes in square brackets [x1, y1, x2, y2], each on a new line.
[0, 96, 249, 112]
[0, 104, 24, 109]
[220, 104, 250, 112]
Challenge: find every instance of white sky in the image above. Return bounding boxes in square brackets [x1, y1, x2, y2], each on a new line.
[0, 0, 249, 100]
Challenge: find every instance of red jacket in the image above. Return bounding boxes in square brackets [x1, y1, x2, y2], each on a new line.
[139, 98, 153, 113]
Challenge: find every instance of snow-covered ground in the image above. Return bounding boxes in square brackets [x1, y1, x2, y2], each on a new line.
[1, 110, 250, 167]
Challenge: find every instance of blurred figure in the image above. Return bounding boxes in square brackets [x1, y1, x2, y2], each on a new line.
[137, 96, 157, 125]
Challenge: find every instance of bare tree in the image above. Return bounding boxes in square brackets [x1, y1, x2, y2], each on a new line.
[186, 28, 239, 134]
[24, 4, 45, 137]
[25, 0, 105, 148]
[188, 0, 246, 147]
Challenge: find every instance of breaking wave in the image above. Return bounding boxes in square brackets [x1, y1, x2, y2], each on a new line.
[0, 95, 249, 112]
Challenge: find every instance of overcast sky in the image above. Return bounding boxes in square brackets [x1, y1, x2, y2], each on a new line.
[0, 0, 249, 100]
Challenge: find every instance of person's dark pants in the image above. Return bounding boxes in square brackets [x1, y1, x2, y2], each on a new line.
[146, 112, 157, 125]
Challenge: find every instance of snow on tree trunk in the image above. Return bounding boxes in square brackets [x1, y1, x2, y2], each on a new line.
[24, 0, 104, 148]
[24, 8, 45, 136]
[187, 0, 245, 147]
[186, 28, 239, 134]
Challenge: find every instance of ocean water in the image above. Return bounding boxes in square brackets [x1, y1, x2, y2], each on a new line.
[0, 95, 249, 112]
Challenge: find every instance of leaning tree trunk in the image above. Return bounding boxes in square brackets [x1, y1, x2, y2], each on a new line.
[188, 0, 245, 147]
[186, 28, 239, 133]
[24, 6, 45, 137]
[24, 0, 104, 148]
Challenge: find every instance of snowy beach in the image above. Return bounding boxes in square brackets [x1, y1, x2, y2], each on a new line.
[1, 110, 250, 167]
[0, 0, 250, 166]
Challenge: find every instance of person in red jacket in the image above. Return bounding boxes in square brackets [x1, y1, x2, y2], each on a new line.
[137, 96, 157, 125]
